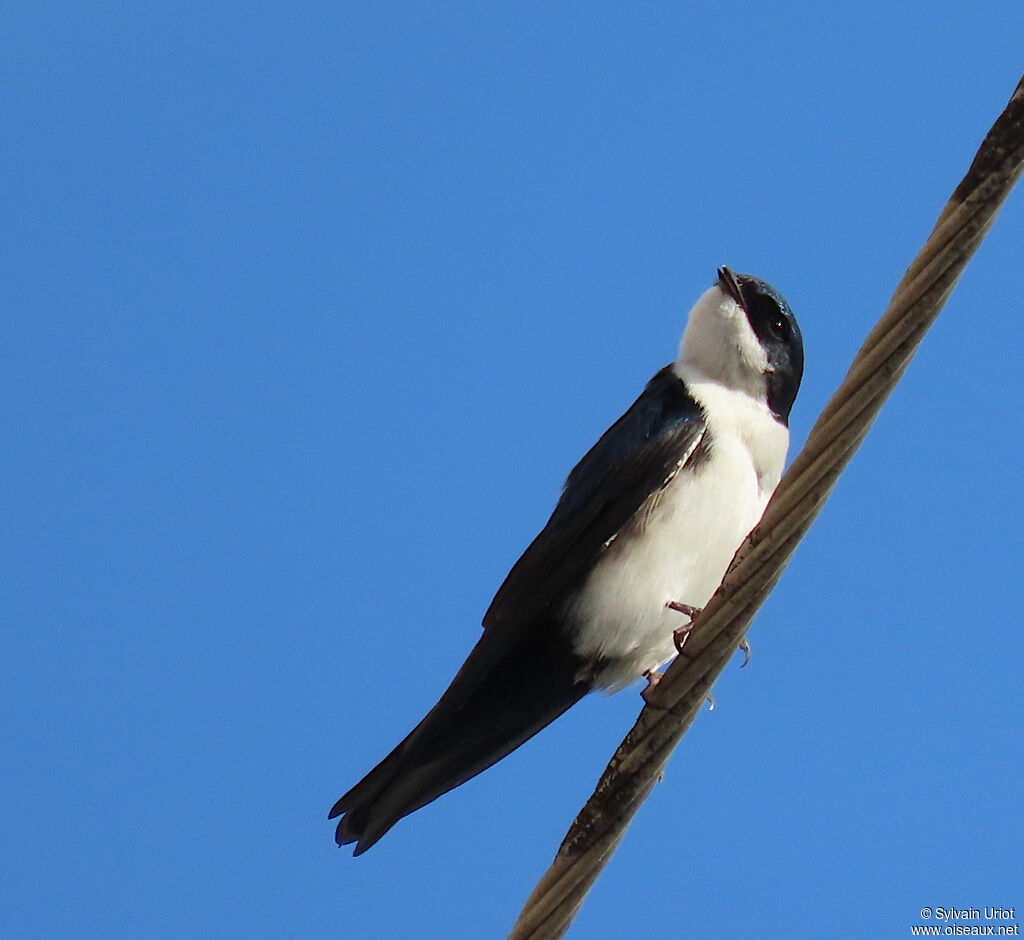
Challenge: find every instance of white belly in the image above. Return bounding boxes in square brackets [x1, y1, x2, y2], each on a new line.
[568, 382, 788, 690]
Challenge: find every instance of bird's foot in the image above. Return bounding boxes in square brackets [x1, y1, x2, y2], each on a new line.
[666, 600, 701, 619]
[738, 636, 751, 668]
[673, 625, 693, 653]
[641, 669, 663, 705]
[667, 600, 702, 653]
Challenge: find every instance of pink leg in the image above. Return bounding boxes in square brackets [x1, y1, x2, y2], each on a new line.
[666, 600, 701, 619]
[667, 600, 702, 653]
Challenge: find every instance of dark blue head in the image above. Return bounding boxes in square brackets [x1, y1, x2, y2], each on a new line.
[717, 267, 803, 424]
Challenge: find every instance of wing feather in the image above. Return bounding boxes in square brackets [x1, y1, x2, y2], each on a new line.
[484, 365, 707, 633]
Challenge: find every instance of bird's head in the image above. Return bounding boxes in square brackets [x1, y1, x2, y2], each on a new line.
[676, 266, 803, 424]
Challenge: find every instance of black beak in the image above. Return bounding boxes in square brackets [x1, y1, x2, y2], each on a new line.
[716, 266, 746, 311]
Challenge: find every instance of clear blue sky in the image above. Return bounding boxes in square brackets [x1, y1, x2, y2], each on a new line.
[4, 3, 1022, 938]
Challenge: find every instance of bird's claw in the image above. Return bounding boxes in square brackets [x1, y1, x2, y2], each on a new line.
[667, 600, 702, 653]
[738, 637, 751, 668]
[641, 669, 663, 705]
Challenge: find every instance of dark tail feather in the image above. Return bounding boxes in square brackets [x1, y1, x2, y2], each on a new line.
[329, 628, 592, 854]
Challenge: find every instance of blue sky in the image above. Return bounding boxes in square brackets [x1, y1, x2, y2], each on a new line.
[4, 3, 1022, 938]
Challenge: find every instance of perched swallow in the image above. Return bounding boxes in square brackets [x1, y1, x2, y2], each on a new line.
[331, 267, 803, 854]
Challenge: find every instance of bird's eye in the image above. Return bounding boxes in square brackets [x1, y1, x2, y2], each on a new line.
[756, 296, 789, 339]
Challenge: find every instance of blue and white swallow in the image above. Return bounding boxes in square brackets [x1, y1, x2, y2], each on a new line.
[330, 267, 804, 854]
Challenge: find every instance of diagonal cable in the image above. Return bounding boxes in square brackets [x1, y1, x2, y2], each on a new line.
[509, 73, 1024, 940]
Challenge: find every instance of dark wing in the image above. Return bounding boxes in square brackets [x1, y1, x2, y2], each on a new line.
[483, 363, 707, 634]
[331, 617, 591, 853]
[329, 365, 707, 854]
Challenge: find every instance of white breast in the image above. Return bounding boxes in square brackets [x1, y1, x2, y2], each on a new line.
[568, 378, 789, 690]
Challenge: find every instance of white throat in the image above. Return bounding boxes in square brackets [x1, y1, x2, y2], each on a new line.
[672, 285, 769, 402]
